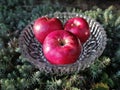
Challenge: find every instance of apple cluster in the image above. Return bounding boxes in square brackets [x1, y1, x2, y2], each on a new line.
[33, 16, 90, 65]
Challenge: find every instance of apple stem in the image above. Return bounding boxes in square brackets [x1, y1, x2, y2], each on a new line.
[45, 17, 49, 21]
[58, 39, 65, 46]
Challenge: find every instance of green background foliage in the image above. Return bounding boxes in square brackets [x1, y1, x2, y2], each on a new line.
[0, 0, 120, 90]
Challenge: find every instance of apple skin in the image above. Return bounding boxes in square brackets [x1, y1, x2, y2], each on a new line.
[64, 17, 90, 44]
[43, 30, 82, 65]
[33, 17, 63, 44]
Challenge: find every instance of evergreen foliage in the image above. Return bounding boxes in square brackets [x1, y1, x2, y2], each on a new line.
[0, 0, 120, 89]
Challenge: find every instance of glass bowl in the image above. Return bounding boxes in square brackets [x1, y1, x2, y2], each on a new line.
[19, 12, 107, 75]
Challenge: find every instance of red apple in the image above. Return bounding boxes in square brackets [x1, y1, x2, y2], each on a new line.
[43, 30, 82, 65]
[33, 17, 63, 44]
[64, 17, 90, 44]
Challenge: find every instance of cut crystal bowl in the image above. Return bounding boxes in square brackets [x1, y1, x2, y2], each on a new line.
[19, 12, 107, 75]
